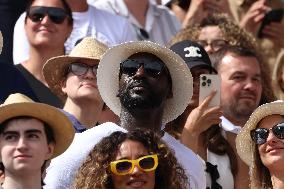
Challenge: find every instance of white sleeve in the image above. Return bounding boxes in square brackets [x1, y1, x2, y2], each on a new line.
[13, 13, 29, 64]
[44, 123, 126, 189]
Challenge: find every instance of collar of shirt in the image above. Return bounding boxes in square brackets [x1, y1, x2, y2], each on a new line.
[220, 116, 241, 134]
[60, 109, 87, 133]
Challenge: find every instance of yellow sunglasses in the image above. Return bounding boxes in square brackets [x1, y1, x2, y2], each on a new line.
[110, 154, 158, 175]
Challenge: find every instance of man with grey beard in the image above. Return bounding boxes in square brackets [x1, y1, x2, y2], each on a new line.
[210, 45, 275, 188]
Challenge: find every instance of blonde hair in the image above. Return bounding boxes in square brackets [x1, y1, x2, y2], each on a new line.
[272, 50, 284, 100]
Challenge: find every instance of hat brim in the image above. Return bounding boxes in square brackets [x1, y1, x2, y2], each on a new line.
[43, 56, 100, 100]
[0, 102, 75, 158]
[97, 41, 193, 124]
[236, 101, 284, 166]
[187, 61, 217, 73]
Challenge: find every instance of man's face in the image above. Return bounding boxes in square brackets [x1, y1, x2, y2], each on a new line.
[0, 118, 54, 175]
[219, 53, 262, 124]
[118, 52, 172, 110]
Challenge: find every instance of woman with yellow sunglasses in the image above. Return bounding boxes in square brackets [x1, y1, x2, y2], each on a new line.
[73, 129, 188, 189]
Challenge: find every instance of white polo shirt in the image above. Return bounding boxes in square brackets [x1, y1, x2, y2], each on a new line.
[92, 0, 181, 45]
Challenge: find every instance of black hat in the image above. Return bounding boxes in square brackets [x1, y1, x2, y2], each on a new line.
[170, 40, 217, 73]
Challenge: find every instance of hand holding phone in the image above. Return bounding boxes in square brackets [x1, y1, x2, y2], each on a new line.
[199, 74, 221, 107]
[258, 8, 284, 38]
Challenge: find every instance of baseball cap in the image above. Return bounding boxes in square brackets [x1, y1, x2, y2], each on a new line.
[170, 40, 217, 73]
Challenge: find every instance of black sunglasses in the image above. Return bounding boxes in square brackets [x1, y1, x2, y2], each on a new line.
[27, 6, 68, 24]
[120, 59, 165, 78]
[68, 63, 98, 76]
[250, 122, 284, 145]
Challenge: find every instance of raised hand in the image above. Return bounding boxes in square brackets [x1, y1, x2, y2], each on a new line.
[181, 91, 223, 152]
[239, 0, 270, 35]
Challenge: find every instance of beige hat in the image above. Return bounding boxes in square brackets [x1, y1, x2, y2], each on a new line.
[0, 31, 3, 55]
[236, 100, 284, 166]
[97, 41, 193, 125]
[0, 93, 75, 159]
[43, 37, 108, 100]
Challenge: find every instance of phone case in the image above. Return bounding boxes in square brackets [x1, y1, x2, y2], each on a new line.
[199, 74, 221, 107]
[258, 8, 284, 38]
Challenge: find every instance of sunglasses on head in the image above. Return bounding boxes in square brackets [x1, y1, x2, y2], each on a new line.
[68, 62, 98, 76]
[27, 6, 68, 24]
[120, 59, 165, 78]
[250, 122, 284, 145]
[110, 154, 158, 176]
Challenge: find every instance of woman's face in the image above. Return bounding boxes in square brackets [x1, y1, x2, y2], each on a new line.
[25, 0, 72, 49]
[257, 115, 284, 170]
[111, 139, 155, 189]
[198, 26, 225, 54]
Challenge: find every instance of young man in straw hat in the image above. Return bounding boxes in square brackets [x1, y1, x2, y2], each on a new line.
[0, 93, 74, 189]
[44, 41, 205, 189]
[43, 37, 119, 132]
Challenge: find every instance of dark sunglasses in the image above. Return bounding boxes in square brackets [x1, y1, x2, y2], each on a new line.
[250, 122, 284, 145]
[27, 6, 68, 24]
[120, 59, 165, 78]
[68, 63, 98, 76]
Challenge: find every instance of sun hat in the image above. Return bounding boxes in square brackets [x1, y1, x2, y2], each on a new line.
[170, 40, 217, 73]
[43, 37, 108, 100]
[0, 31, 3, 55]
[0, 93, 75, 159]
[236, 100, 284, 166]
[97, 41, 193, 125]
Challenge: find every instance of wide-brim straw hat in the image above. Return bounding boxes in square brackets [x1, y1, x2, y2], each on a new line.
[0, 31, 3, 55]
[97, 41, 193, 125]
[43, 37, 108, 100]
[236, 100, 284, 166]
[0, 93, 75, 159]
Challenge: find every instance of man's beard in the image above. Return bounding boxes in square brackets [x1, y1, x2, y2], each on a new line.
[225, 100, 258, 121]
[118, 81, 164, 110]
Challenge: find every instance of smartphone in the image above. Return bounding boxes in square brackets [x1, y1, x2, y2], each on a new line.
[258, 8, 284, 38]
[199, 74, 221, 107]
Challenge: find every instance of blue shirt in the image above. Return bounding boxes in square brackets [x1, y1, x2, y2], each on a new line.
[60, 110, 87, 133]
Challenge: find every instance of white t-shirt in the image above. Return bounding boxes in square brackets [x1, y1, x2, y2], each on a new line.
[43, 122, 206, 189]
[93, 0, 181, 45]
[13, 6, 135, 64]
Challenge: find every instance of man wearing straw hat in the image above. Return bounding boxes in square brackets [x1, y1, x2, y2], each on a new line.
[44, 41, 205, 189]
[0, 93, 74, 189]
[43, 37, 119, 132]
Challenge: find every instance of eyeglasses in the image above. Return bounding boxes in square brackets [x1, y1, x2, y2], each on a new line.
[68, 63, 98, 76]
[110, 154, 158, 175]
[27, 6, 68, 24]
[250, 122, 284, 145]
[120, 59, 165, 78]
[196, 39, 228, 51]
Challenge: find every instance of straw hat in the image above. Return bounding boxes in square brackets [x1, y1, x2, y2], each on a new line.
[43, 37, 108, 100]
[0, 31, 3, 55]
[97, 41, 193, 125]
[236, 100, 284, 166]
[0, 93, 75, 158]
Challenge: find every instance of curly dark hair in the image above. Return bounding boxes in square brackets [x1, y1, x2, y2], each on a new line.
[73, 129, 188, 189]
[168, 13, 257, 51]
